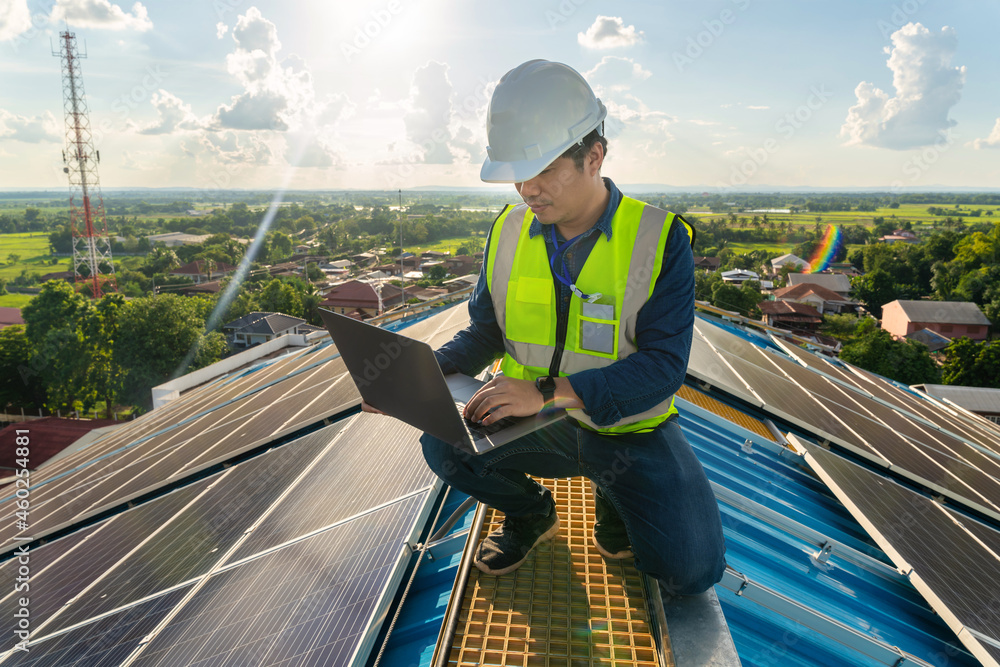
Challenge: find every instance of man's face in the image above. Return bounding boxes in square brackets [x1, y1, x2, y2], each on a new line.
[514, 155, 593, 227]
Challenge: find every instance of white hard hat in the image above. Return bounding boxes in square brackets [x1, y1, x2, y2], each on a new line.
[480, 59, 607, 183]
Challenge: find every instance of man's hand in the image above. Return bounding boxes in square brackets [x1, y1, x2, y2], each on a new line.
[361, 400, 386, 415]
[464, 376, 543, 425]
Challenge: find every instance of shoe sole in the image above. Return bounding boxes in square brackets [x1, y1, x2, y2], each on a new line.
[474, 515, 561, 576]
[592, 535, 633, 560]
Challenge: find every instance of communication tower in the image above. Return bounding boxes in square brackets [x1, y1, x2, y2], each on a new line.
[53, 30, 116, 298]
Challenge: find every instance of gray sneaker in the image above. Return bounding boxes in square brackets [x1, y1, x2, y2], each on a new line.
[474, 502, 560, 576]
[592, 483, 633, 559]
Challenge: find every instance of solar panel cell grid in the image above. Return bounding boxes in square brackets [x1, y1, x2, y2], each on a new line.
[41, 429, 334, 636]
[129, 493, 427, 667]
[0, 481, 207, 639]
[1, 587, 191, 667]
[230, 414, 436, 562]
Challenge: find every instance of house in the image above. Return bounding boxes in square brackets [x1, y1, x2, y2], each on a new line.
[420, 250, 449, 259]
[39, 270, 74, 283]
[912, 384, 1000, 425]
[169, 260, 236, 284]
[906, 328, 953, 353]
[693, 256, 722, 271]
[443, 274, 479, 293]
[881, 300, 991, 341]
[350, 252, 378, 267]
[721, 269, 759, 285]
[444, 255, 480, 276]
[827, 262, 862, 277]
[771, 283, 859, 315]
[175, 280, 223, 296]
[758, 300, 823, 331]
[787, 273, 852, 298]
[319, 280, 415, 317]
[146, 232, 210, 248]
[222, 312, 309, 348]
[879, 229, 919, 245]
[770, 253, 810, 273]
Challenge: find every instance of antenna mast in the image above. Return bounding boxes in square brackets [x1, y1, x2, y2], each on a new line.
[54, 30, 116, 298]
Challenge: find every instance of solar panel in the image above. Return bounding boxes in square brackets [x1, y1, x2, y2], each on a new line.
[128, 493, 430, 667]
[230, 413, 437, 562]
[802, 441, 1000, 667]
[0, 481, 208, 641]
[1, 586, 191, 666]
[687, 335, 760, 405]
[39, 428, 334, 636]
[0, 357, 357, 549]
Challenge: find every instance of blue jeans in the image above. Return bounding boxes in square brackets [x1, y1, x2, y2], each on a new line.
[420, 417, 727, 595]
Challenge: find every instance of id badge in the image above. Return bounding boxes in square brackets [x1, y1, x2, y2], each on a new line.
[580, 301, 616, 355]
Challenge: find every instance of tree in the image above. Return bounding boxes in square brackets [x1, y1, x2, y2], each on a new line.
[257, 278, 304, 317]
[0, 325, 44, 409]
[82, 294, 127, 416]
[839, 322, 939, 385]
[426, 264, 448, 281]
[851, 269, 898, 318]
[941, 338, 1000, 388]
[113, 295, 227, 408]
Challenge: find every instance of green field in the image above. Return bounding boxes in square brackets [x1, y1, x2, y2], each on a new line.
[0, 293, 34, 308]
[404, 234, 487, 256]
[0, 232, 70, 280]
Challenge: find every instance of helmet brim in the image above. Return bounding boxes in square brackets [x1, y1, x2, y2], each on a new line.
[479, 152, 560, 184]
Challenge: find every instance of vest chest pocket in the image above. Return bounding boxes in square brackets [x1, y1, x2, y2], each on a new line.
[507, 277, 553, 343]
[578, 301, 617, 356]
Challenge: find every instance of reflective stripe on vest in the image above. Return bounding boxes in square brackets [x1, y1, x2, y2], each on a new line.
[485, 196, 693, 434]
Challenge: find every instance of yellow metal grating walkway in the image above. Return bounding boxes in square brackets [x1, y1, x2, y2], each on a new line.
[676, 384, 775, 442]
[446, 477, 670, 666]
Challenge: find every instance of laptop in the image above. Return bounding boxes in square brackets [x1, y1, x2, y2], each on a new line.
[319, 308, 566, 454]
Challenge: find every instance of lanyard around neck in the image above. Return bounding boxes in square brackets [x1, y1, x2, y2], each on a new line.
[546, 225, 603, 303]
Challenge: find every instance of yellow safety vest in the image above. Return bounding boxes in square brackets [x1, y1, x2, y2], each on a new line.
[486, 195, 694, 433]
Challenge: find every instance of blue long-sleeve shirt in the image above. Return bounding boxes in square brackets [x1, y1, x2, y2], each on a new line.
[434, 178, 695, 427]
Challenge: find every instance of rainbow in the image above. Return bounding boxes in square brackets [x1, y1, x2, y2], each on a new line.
[808, 225, 842, 273]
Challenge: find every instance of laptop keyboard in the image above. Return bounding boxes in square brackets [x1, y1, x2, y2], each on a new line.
[456, 402, 518, 439]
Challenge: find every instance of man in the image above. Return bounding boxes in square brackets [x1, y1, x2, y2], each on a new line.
[378, 59, 726, 595]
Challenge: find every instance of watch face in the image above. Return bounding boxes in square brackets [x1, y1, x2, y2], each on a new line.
[537, 376, 556, 391]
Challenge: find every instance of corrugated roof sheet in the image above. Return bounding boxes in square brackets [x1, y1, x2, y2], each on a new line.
[889, 299, 992, 325]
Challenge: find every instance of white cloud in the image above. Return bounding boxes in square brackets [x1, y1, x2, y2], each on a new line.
[213, 7, 321, 133]
[216, 22, 227, 39]
[0, 0, 31, 41]
[747, 105, 770, 110]
[402, 61, 455, 164]
[50, 0, 153, 31]
[199, 131, 273, 164]
[0, 109, 60, 142]
[841, 23, 965, 150]
[134, 90, 206, 135]
[970, 118, 1000, 150]
[585, 56, 651, 94]
[578, 16, 643, 50]
[120, 150, 158, 171]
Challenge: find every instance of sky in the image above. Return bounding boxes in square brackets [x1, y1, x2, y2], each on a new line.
[1, 0, 999, 192]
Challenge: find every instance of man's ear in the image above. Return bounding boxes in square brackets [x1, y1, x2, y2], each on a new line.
[587, 141, 605, 175]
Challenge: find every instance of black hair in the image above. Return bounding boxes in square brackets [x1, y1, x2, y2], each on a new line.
[560, 126, 608, 171]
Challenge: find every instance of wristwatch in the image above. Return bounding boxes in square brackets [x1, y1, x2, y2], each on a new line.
[535, 376, 556, 408]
